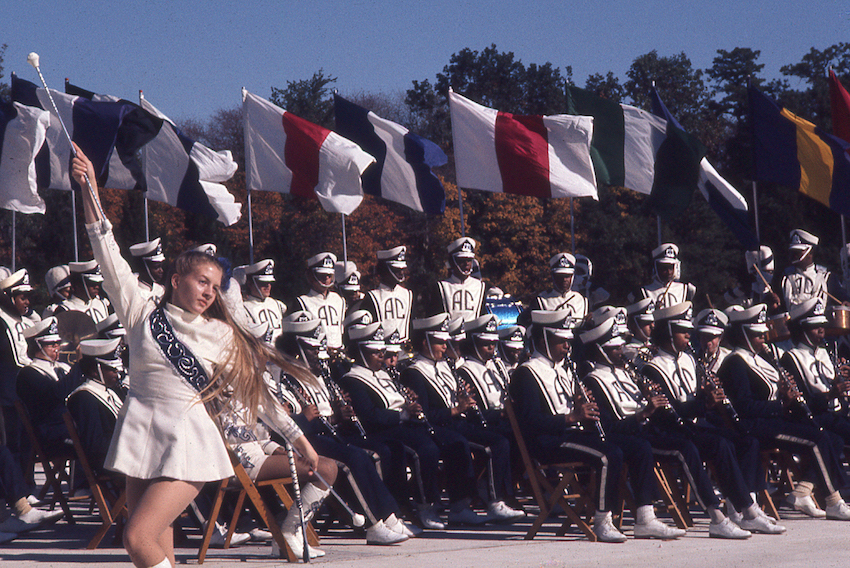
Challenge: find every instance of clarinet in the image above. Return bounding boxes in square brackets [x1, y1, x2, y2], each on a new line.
[318, 360, 367, 440]
[761, 347, 822, 431]
[279, 371, 346, 444]
[686, 345, 741, 427]
[826, 343, 850, 417]
[491, 353, 512, 408]
[623, 357, 686, 428]
[446, 357, 487, 428]
[565, 355, 605, 442]
[386, 364, 436, 436]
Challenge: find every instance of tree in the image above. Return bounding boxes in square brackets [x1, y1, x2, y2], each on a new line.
[270, 69, 337, 128]
[584, 72, 624, 103]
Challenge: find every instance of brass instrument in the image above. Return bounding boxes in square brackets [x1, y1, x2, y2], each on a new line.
[565, 355, 605, 442]
[318, 360, 367, 439]
[761, 347, 822, 431]
[386, 364, 436, 436]
[686, 345, 741, 428]
[279, 371, 346, 443]
[623, 357, 685, 428]
[446, 357, 487, 428]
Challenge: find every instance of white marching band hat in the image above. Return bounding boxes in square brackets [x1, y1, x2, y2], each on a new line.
[80, 337, 123, 370]
[280, 311, 326, 346]
[589, 305, 624, 328]
[335, 261, 360, 291]
[342, 310, 374, 331]
[465, 314, 499, 342]
[498, 325, 526, 349]
[45, 265, 71, 297]
[377, 246, 407, 269]
[695, 308, 728, 336]
[626, 297, 655, 325]
[745, 246, 774, 274]
[447, 316, 466, 340]
[96, 313, 127, 338]
[0, 269, 33, 294]
[580, 316, 626, 348]
[652, 243, 679, 264]
[349, 322, 385, 350]
[447, 237, 477, 258]
[189, 243, 217, 256]
[306, 252, 337, 274]
[69, 260, 104, 283]
[530, 309, 576, 339]
[549, 253, 576, 274]
[244, 259, 275, 282]
[23, 316, 61, 343]
[789, 229, 818, 250]
[412, 313, 451, 341]
[654, 301, 694, 330]
[383, 324, 404, 353]
[129, 238, 165, 262]
[728, 303, 769, 334]
[788, 297, 829, 327]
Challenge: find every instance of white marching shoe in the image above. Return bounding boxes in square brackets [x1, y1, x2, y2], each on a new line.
[385, 513, 421, 537]
[417, 504, 446, 530]
[825, 499, 850, 520]
[709, 517, 751, 539]
[593, 511, 627, 543]
[633, 518, 686, 539]
[487, 500, 526, 522]
[738, 514, 786, 534]
[208, 522, 251, 547]
[366, 520, 409, 545]
[786, 494, 826, 518]
[272, 526, 326, 560]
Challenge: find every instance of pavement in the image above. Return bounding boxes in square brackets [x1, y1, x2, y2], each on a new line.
[3, 499, 850, 568]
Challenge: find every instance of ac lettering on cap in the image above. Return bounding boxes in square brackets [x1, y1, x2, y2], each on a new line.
[321, 256, 334, 269]
[510, 329, 523, 342]
[397, 250, 405, 262]
[21, 273, 29, 286]
[388, 330, 401, 344]
[373, 327, 385, 342]
[461, 242, 474, 254]
[684, 306, 693, 321]
[347, 274, 359, 285]
[440, 318, 450, 332]
[356, 313, 373, 326]
[295, 312, 311, 322]
[559, 256, 572, 268]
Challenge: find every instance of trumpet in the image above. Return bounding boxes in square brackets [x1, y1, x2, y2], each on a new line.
[564, 355, 605, 442]
[386, 364, 435, 436]
[318, 360, 367, 440]
[761, 347, 822, 431]
[686, 345, 741, 428]
[623, 358, 685, 428]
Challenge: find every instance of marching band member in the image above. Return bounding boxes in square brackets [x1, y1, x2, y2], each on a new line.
[497, 325, 527, 372]
[129, 238, 166, 303]
[530, 253, 589, 320]
[73, 146, 327, 568]
[631, 243, 696, 309]
[56, 260, 111, 324]
[335, 261, 365, 314]
[41, 265, 72, 318]
[623, 297, 655, 370]
[429, 237, 488, 322]
[694, 309, 731, 374]
[641, 303, 783, 535]
[717, 304, 850, 521]
[296, 252, 346, 353]
[363, 246, 413, 342]
[241, 259, 287, 345]
[780, 298, 850, 444]
[781, 230, 848, 309]
[573, 254, 610, 309]
[510, 309, 684, 542]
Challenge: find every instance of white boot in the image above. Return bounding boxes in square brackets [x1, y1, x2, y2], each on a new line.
[633, 505, 686, 539]
[148, 558, 172, 568]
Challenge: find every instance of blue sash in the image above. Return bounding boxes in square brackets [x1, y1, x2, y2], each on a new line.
[149, 305, 211, 393]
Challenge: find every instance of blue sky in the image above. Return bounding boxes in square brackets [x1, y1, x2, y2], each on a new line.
[4, 0, 848, 124]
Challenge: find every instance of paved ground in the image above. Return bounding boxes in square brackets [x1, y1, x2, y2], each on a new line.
[3, 500, 849, 567]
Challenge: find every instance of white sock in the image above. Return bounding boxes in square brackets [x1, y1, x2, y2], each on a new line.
[300, 483, 330, 523]
[635, 504, 656, 524]
[708, 506, 725, 524]
[148, 558, 172, 568]
[593, 510, 610, 524]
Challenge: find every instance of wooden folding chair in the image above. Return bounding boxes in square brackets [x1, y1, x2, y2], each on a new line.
[504, 397, 597, 541]
[759, 448, 810, 520]
[62, 412, 127, 548]
[653, 459, 693, 528]
[198, 451, 319, 564]
[14, 399, 74, 524]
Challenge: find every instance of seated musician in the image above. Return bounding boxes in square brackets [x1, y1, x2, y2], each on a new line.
[718, 304, 850, 520]
[509, 309, 683, 542]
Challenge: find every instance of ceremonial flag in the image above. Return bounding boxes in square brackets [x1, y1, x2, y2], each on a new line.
[449, 90, 597, 199]
[565, 86, 705, 215]
[0, 101, 50, 213]
[749, 85, 850, 215]
[650, 88, 758, 248]
[830, 69, 850, 152]
[334, 94, 447, 214]
[64, 81, 241, 225]
[243, 89, 375, 216]
[11, 75, 145, 192]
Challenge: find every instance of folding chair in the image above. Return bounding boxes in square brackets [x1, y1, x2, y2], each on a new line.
[504, 397, 597, 541]
[14, 399, 74, 524]
[653, 459, 693, 528]
[63, 411, 126, 548]
[198, 451, 319, 564]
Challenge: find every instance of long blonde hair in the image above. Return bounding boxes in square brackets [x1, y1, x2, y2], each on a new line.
[161, 251, 311, 421]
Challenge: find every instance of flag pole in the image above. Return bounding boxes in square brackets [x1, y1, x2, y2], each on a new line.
[140, 90, 150, 241]
[11, 211, 16, 273]
[247, 188, 254, 264]
[751, 181, 760, 243]
[656, 215, 662, 246]
[341, 214, 348, 262]
[458, 187, 467, 237]
[71, 191, 79, 262]
[570, 197, 576, 254]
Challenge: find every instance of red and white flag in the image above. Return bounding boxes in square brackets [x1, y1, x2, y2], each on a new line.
[449, 89, 597, 199]
[243, 89, 375, 215]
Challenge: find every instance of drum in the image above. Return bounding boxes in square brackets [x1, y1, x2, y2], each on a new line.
[765, 314, 790, 343]
[485, 298, 523, 329]
[826, 306, 850, 337]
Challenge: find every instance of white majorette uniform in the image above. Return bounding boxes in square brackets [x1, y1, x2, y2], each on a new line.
[367, 283, 413, 343]
[297, 289, 346, 350]
[438, 275, 485, 323]
[87, 219, 301, 482]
